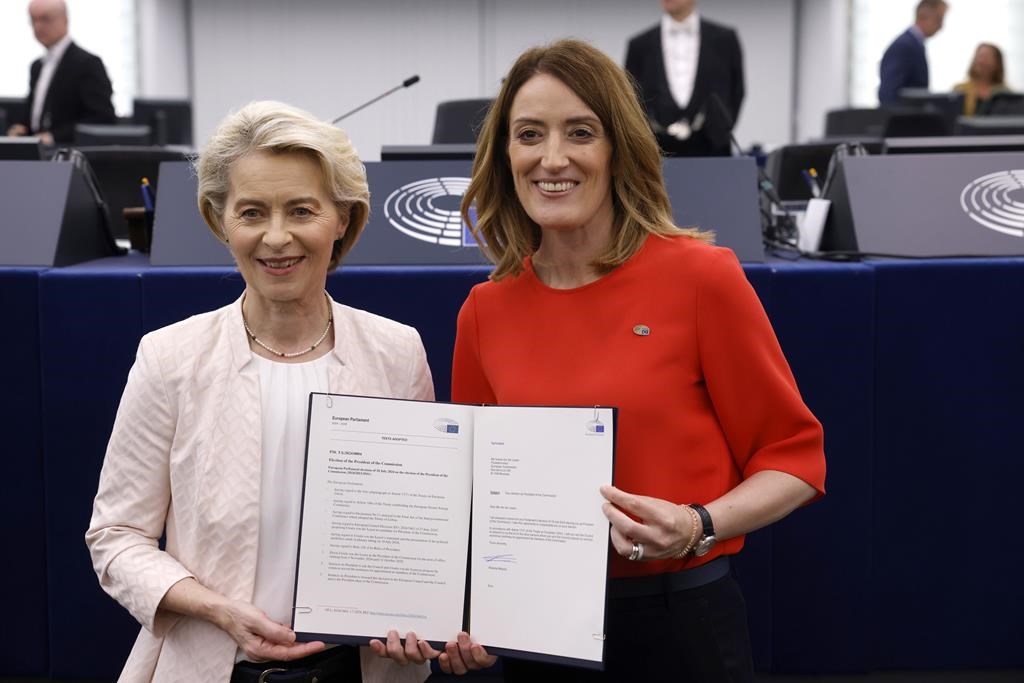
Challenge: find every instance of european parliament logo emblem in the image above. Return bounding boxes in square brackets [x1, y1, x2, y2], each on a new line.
[434, 418, 460, 434]
[960, 170, 1024, 238]
[384, 177, 479, 247]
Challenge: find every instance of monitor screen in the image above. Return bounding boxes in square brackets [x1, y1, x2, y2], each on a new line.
[0, 137, 45, 160]
[956, 116, 1024, 136]
[74, 124, 152, 147]
[898, 89, 964, 121]
[883, 135, 1024, 154]
[76, 146, 190, 240]
[380, 144, 476, 161]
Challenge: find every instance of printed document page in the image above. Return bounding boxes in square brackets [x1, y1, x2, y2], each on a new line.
[468, 406, 614, 665]
[293, 393, 475, 643]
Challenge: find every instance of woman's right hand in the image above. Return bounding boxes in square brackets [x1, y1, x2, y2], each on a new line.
[215, 597, 326, 663]
[161, 577, 324, 663]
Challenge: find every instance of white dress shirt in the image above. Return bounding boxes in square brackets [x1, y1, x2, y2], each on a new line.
[31, 33, 73, 132]
[661, 12, 701, 110]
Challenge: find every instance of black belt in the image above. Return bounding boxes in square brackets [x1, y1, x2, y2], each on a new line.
[231, 645, 359, 683]
[608, 556, 730, 599]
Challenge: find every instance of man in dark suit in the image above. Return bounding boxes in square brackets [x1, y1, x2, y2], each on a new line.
[878, 0, 948, 105]
[625, 0, 744, 157]
[6, 0, 116, 145]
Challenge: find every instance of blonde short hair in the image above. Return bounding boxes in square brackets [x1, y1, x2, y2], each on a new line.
[461, 39, 711, 281]
[195, 100, 370, 269]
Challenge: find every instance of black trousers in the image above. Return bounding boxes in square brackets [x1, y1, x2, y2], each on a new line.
[503, 574, 754, 683]
[231, 645, 360, 683]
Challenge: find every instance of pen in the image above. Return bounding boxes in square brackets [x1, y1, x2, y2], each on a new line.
[801, 169, 821, 198]
[809, 168, 823, 197]
[140, 177, 155, 212]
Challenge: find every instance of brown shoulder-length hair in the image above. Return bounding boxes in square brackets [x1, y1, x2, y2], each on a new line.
[969, 42, 1005, 86]
[461, 38, 712, 281]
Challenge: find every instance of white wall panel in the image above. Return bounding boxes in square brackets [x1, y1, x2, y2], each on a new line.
[795, 0, 849, 141]
[187, 0, 798, 158]
[190, 0, 484, 160]
[138, 0, 190, 99]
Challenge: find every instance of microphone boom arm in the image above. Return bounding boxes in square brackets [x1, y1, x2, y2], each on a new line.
[332, 75, 420, 125]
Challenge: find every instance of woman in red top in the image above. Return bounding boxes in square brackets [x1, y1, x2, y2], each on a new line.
[442, 40, 825, 682]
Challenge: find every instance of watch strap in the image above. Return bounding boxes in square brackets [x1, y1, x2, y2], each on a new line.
[689, 503, 715, 538]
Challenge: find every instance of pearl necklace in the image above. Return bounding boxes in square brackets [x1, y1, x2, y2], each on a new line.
[241, 296, 334, 359]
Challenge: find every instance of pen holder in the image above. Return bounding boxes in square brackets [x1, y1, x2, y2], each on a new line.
[123, 206, 154, 253]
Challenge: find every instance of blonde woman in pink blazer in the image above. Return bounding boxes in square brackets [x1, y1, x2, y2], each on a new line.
[86, 102, 436, 683]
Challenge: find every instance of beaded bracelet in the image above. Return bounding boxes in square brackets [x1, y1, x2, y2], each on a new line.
[675, 504, 701, 559]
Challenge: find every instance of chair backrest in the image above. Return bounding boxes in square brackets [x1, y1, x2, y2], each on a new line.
[824, 108, 893, 138]
[883, 111, 950, 137]
[0, 97, 25, 130]
[131, 98, 193, 146]
[431, 99, 493, 144]
[985, 92, 1024, 116]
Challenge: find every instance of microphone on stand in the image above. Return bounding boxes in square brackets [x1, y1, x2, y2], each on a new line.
[331, 75, 421, 124]
[709, 92, 797, 247]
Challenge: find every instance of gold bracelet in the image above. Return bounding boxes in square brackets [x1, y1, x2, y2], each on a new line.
[675, 505, 701, 559]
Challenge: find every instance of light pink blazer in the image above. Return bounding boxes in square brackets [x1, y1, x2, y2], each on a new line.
[86, 296, 434, 683]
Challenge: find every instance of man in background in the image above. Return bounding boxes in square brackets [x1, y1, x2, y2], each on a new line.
[625, 0, 744, 157]
[6, 0, 116, 145]
[878, 0, 948, 105]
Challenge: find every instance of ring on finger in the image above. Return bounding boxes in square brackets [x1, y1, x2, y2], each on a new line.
[628, 541, 645, 561]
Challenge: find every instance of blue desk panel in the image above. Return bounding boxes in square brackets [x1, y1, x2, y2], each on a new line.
[39, 261, 145, 679]
[0, 268, 49, 676]
[871, 259, 1024, 669]
[729, 264, 774, 672]
[765, 261, 875, 673]
[16, 254, 1022, 679]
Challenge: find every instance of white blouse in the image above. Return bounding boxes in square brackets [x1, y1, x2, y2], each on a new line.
[248, 353, 333, 647]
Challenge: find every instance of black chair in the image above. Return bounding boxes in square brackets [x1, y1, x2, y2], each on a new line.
[882, 111, 950, 137]
[431, 99, 493, 144]
[0, 97, 25, 133]
[75, 124, 152, 146]
[824, 108, 895, 138]
[131, 98, 193, 146]
[985, 92, 1024, 116]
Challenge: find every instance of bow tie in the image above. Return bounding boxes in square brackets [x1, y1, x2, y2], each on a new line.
[668, 21, 696, 35]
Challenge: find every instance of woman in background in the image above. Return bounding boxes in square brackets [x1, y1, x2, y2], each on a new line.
[955, 42, 1009, 115]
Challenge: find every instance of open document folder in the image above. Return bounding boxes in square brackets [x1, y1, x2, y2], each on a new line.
[293, 393, 617, 669]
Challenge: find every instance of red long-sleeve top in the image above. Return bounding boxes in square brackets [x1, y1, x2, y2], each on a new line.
[452, 234, 826, 578]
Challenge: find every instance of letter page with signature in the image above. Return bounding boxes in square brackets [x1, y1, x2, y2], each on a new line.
[469, 405, 614, 667]
[293, 394, 615, 667]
